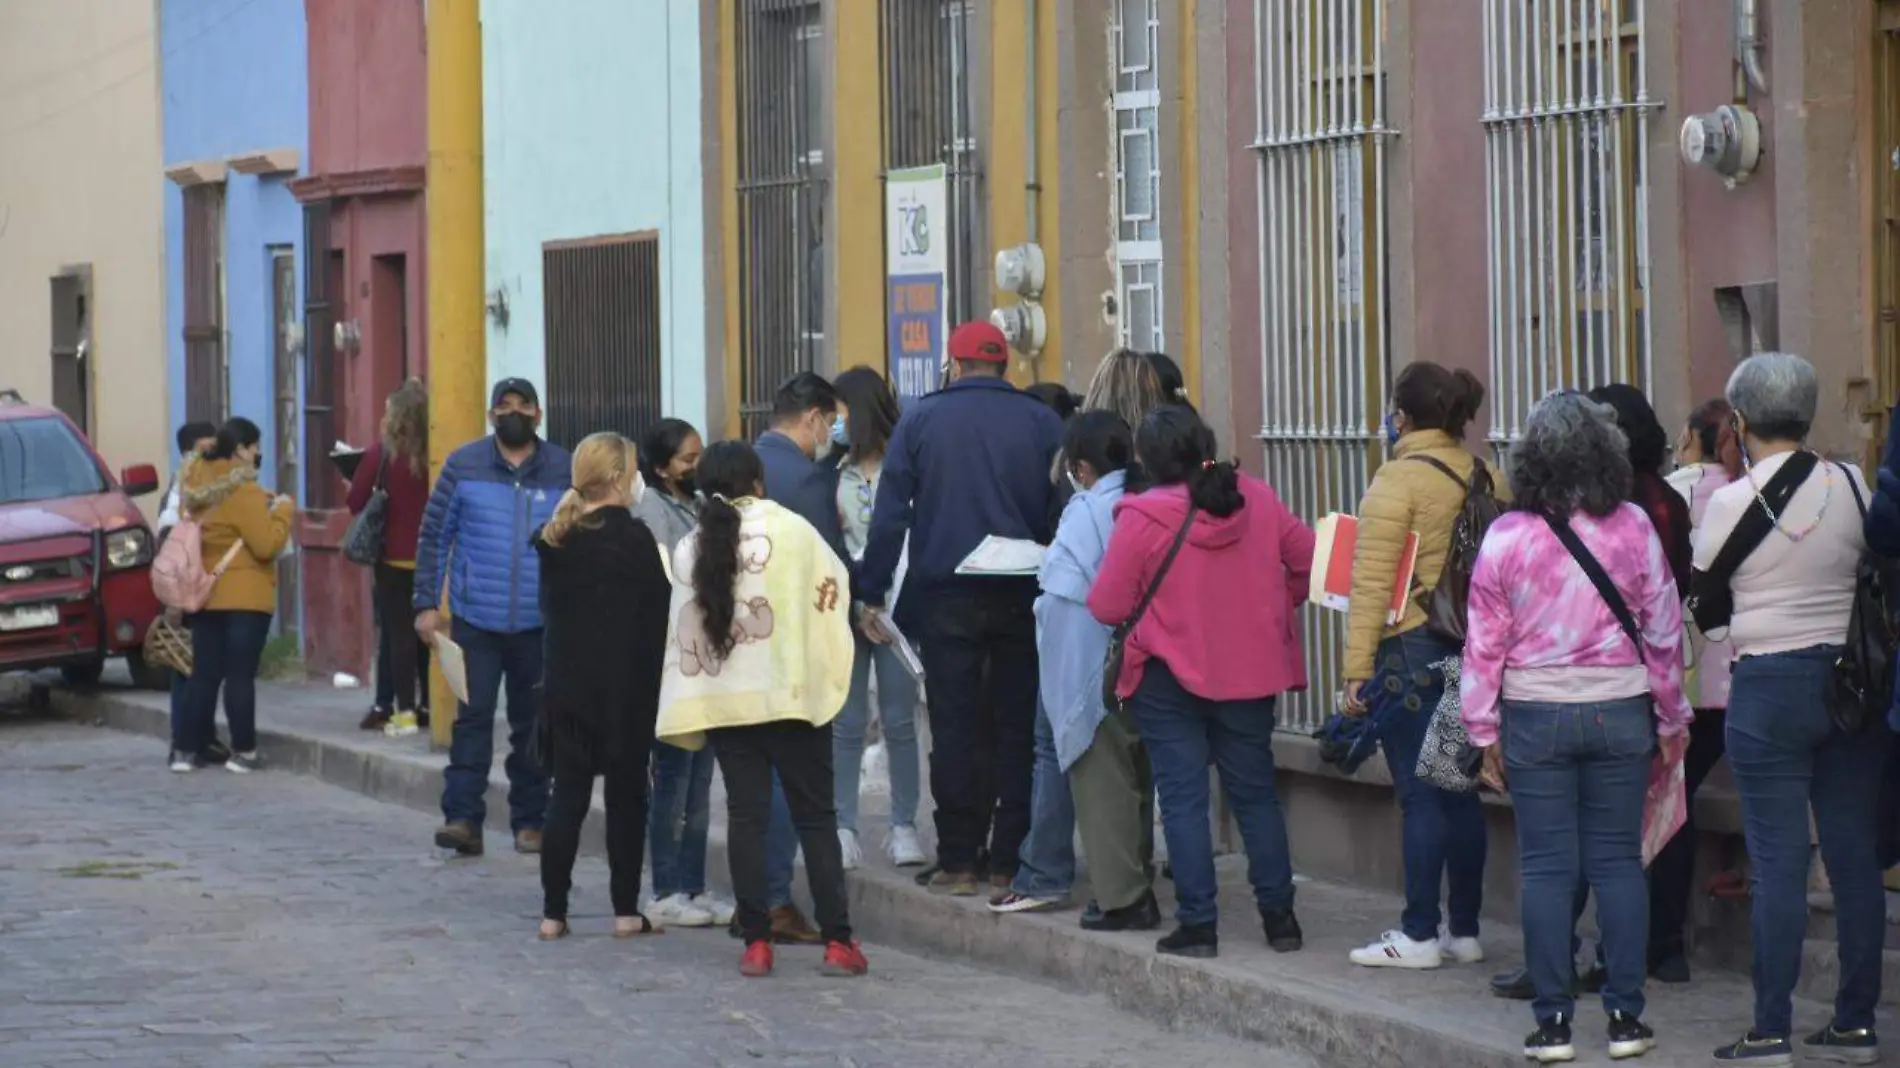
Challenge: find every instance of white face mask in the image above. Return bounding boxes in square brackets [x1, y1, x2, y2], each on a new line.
[629, 470, 647, 507]
[1066, 471, 1083, 493]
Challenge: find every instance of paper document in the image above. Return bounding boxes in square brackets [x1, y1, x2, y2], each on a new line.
[882, 615, 926, 685]
[431, 632, 471, 704]
[955, 536, 1045, 576]
[1308, 512, 1418, 625]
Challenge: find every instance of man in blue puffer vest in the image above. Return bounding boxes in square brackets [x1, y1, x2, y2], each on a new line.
[414, 378, 573, 857]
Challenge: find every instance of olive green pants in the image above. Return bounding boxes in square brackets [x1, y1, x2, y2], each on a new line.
[1069, 704, 1155, 911]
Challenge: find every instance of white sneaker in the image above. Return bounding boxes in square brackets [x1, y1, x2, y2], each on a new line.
[168, 751, 196, 774]
[1438, 930, 1485, 964]
[838, 829, 864, 872]
[885, 824, 927, 867]
[1349, 930, 1444, 969]
[691, 893, 736, 926]
[648, 892, 715, 928]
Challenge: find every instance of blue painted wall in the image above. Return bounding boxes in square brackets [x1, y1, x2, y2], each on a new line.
[481, 0, 709, 438]
[160, 0, 308, 488]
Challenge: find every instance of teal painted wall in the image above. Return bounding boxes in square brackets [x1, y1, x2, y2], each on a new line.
[481, 0, 707, 439]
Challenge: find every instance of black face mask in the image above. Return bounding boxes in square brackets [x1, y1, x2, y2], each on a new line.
[674, 472, 697, 498]
[494, 412, 536, 448]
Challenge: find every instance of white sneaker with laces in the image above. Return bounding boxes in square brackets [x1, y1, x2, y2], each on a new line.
[691, 893, 736, 926]
[885, 824, 927, 867]
[1349, 929, 1445, 969]
[838, 829, 864, 872]
[648, 892, 715, 928]
[1438, 930, 1485, 964]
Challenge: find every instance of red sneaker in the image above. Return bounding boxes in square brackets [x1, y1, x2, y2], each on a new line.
[739, 940, 774, 978]
[820, 939, 869, 977]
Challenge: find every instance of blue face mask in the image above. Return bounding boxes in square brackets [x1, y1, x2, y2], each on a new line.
[1384, 413, 1402, 446]
[829, 414, 849, 446]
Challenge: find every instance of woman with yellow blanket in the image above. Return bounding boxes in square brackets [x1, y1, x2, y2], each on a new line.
[656, 440, 867, 979]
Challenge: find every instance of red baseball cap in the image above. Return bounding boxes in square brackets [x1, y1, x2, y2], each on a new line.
[947, 321, 1010, 362]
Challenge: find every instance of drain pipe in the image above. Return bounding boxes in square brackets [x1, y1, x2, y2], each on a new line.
[1025, 0, 1040, 245]
[1737, 0, 1768, 95]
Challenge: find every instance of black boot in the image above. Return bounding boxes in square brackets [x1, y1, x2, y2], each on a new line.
[1156, 922, 1218, 959]
[1080, 890, 1161, 932]
[1261, 907, 1303, 953]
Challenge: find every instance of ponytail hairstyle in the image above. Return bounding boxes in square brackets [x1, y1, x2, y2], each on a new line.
[1391, 360, 1486, 440]
[381, 378, 429, 477]
[1135, 405, 1244, 518]
[637, 417, 701, 491]
[203, 416, 263, 462]
[1142, 351, 1193, 409]
[540, 432, 635, 548]
[689, 440, 766, 662]
[1687, 397, 1743, 480]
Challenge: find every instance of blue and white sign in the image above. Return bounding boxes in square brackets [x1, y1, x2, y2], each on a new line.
[885, 164, 949, 406]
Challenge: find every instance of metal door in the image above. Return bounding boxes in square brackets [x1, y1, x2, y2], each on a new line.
[271, 248, 301, 633]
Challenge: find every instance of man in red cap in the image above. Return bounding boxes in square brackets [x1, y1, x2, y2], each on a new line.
[856, 320, 1064, 896]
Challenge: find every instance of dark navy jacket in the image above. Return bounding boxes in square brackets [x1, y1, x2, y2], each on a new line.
[1867, 410, 1900, 559]
[857, 376, 1063, 620]
[756, 431, 847, 563]
[413, 435, 573, 634]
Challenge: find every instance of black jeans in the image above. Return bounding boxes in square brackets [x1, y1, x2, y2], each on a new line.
[1645, 707, 1727, 964]
[712, 720, 851, 945]
[184, 610, 272, 755]
[541, 727, 652, 922]
[373, 591, 431, 713]
[372, 564, 420, 713]
[915, 584, 1038, 875]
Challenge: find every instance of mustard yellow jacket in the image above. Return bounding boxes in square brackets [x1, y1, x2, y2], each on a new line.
[1343, 429, 1506, 679]
[181, 457, 293, 615]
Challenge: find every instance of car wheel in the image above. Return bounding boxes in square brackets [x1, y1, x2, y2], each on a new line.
[124, 651, 172, 691]
[59, 661, 105, 687]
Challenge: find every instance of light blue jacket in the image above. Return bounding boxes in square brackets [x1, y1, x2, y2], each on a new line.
[1036, 469, 1126, 771]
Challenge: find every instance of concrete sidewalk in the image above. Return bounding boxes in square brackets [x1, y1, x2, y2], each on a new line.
[47, 673, 1898, 1068]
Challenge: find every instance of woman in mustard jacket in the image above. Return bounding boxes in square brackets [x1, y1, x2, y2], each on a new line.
[174, 417, 293, 774]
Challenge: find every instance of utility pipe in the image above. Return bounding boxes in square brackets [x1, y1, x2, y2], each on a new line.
[1025, 0, 1039, 245]
[1737, 0, 1768, 95]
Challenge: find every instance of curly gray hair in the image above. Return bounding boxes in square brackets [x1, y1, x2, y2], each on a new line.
[1507, 391, 1634, 518]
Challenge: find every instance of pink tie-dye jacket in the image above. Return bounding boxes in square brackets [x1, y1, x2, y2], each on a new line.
[1460, 504, 1693, 748]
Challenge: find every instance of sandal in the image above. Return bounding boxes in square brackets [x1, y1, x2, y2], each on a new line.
[538, 919, 569, 941]
[614, 913, 663, 939]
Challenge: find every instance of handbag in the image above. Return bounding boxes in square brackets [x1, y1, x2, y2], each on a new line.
[1415, 655, 1480, 792]
[1407, 456, 1503, 646]
[1100, 507, 1198, 713]
[143, 612, 193, 677]
[341, 450, 390, 566]
[1827, 469, 1898, 736]
[1685, 450, 1815, 633]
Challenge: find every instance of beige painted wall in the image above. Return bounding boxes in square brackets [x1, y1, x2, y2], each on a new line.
[0, 0, 170, 504]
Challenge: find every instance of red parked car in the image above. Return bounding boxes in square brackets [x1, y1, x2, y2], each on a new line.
[0, 392, 165, 688]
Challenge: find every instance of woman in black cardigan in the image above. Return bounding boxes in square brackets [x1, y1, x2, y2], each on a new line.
[534, 432, 674, 939]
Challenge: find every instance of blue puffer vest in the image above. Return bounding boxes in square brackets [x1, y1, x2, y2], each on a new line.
[413, 435, 573, 634]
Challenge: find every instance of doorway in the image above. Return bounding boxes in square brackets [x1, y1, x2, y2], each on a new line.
[271, 247, 301, 634]
[370, 254, 409, 404]
[48, 267, 91, 436]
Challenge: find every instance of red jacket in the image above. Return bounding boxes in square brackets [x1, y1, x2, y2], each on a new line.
[1089, 477, 1316, 702]
[346, 441, 430, 565]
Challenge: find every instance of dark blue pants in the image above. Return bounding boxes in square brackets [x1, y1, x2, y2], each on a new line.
[167, 655, 191, 754]
[1132, 660, 1294, 927]
[1506, 697, 1653, 1024]
[648, 741, 716, 898]
[1372, 629, 1488, 942]
[1727, 646, 1890, 1038]
[441, 619, 548, 834]
[184, 610, 272, 755]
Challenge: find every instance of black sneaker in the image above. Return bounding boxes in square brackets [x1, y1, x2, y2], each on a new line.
[1802, 1025, 1878, 1065]
[224, 751, 263, 775]
[1079, 890, 1161, 932]
[1079, 900, 1106, 927]
[1607, 1011, 1655, 1060]
[1648, 954, 1691, 984]
[1261, 907, 1303, 953]
[1712, 1033, 1793, 1065]
[1155, 922, 1218, 959]
[1523, 1014, 1576, 1063]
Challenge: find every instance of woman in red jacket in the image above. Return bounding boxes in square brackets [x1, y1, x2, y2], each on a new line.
[348, 379, 432, 736]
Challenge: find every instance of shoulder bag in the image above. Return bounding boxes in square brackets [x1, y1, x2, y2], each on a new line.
[1408, 455, 1504, 646]
[1543, 513, 1646, 661]
[1828, 468, 1898, 735]
[342, 450, 391, 567]
[1684, 450, 1817, 634]
[1100, 507, 1198, 713]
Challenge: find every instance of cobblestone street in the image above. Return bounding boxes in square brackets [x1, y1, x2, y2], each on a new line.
[0, 719, 1304, 1068]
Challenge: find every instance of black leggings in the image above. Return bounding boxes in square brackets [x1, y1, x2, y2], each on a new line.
[541, 728, 652, 922]
[373, 564, 420, 713]
[713, 720, 852, 945]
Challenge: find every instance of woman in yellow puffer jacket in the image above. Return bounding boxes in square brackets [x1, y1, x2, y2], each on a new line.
[1340, 361, 1495, 970]
[173, 417, 293, 774]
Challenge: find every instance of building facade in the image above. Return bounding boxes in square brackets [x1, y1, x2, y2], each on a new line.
[160, 0, 309, 632]
[481, 0, 712, 446]
[0, 1, 170, 491]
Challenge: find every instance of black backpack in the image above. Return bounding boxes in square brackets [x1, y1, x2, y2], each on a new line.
[1832, 470, 1900, 735]
[1408, 455, 1504, 646]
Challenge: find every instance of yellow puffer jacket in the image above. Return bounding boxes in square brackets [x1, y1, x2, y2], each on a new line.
[1343, 429, 1505, 680]
[181, 456, 294, 615]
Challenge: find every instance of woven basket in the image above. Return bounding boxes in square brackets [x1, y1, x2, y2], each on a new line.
[144, 616, 192, 677]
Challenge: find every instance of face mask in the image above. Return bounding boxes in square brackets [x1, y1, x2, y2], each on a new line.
[494, 411, 535, 448]
[629, 470, 646, 507]
[1384, 413, 1402, 447]
[1066, 471, 1083, 493]
[251, 451, 263, 471]
[674, 472, 697, 498]
[829, 414, 849, 447]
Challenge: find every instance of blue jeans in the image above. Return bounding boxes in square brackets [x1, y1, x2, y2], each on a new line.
[648, 741, 715, 898]
[184, 610, 272, 755]
[767, 775, 796, 908]
[441, 619, 548, 834]
[1727, 646, 1890, 1038]
[1505, 697, 1653, 1024]
[833, 634, 922, 832]
[1132, 661, 1294, 927]
[1011, 697, 1076, 898]
[168, 656, 191, 754]
[1372, 629, 1487, 942]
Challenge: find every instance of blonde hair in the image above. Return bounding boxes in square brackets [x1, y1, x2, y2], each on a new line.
[381, 378, 429, 477]
[541, 432, 636, 547]
[1051, 349, 1168, 482]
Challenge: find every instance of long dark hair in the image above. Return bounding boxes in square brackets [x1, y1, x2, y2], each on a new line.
[1135, 405, 1243, 518]
[1062, 410, 1132, 480]
[638, 417, 700, 491]
[833, 366, 901, 464]
[204, 417, 262, 462]
[1587, 383, 1668, 475]
[689, 440, 764, 661]
[1392, 361, 1486, 440]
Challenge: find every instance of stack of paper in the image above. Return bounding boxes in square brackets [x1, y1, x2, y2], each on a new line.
[955, 536, 1045, 576]
[1308, 513, 1418, 625]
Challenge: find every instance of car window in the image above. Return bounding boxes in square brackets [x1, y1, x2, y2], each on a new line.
[0, 417, 107, 505]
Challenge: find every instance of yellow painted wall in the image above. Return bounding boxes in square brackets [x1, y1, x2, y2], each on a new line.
[832, 2, 884, 374]
[988, 0, 1063, 385]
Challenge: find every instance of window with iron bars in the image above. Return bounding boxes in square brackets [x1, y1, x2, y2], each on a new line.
[1251, 0, 1394, 733]
[736, 0, 827, 439]
[183, 182, 229, 426]
[542, 232, 666, 450]
[1113, 0, 1163, 355]
[880, 0, 981, 336]
[1482, 0, 1655, 450]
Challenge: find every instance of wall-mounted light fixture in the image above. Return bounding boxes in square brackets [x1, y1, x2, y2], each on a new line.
[334, 320, 362, 353]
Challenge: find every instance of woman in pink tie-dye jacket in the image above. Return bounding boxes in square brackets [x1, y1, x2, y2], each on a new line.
[1459, 391, 1692, 1058]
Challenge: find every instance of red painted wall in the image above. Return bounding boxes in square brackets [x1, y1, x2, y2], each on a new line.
[306, 0, 427, 176]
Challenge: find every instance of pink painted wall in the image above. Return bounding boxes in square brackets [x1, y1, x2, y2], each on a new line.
[305, 0, 427, 176]
[1223, 0, 1263, 471]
